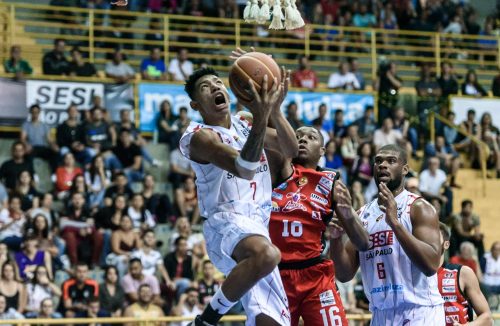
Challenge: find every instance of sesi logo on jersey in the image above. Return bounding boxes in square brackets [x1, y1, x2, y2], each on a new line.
[367, 230, 394, 250]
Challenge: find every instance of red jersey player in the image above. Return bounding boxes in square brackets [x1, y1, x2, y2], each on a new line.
[267, 126, 369, 326]
[438, 223, 492, 326]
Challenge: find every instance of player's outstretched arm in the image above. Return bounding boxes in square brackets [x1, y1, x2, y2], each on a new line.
[328, 222, 361, 282]
[333, 180, 370, 251]
[460, 265, 493, 326]
[379, 183, 441, 276]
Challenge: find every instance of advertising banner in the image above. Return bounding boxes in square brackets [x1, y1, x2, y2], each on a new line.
[450, 96, 500, 126]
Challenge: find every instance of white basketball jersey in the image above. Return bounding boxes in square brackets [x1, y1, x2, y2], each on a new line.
[179, 115, 272, 220]
[358, 189, 444, 311]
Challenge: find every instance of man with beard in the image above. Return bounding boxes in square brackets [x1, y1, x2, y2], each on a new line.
[330, 144, 445, 325]
[268, 126, 369, 326]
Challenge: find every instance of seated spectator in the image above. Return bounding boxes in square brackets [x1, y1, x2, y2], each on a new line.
[141, 47, 167, 80]
[24, 214, 65, 270]
[142, 174, 174, 224]
[450, 199, 485, 259]
[21, 104, 59, 171]
[415, 64, 442, 129]
[0, 261, 26, 314]
[340, 125, 360, 168]
[492, 68, 500, 97]
[171, 287, 203, 325]
[480, 242, 500, 303]
[350, 142, 373, 187]
[354, 106, 376, 143]
[173, 107, 191, 142]
[0, 195, 27, 251]
[15, 170, 41, 211]
[83, 107, 116, 161]
[0, 294, 24, 322]
[454, 109, 478, 152]
[462, 69, 488, 97]
[373, 118, 403, 150]
[3, 45, 33, 78]
[121, 258, 162, 306]
[14, 237, 52, 281]
[104, 172, 134, 207]
[106, 215, 141, 276]
[65, 174, 90, 210]
[35, 298, 62, 319]
[29, 195, 58, 230]
[285, 102, 303, 131]
[291, 56, 318, 90]
[353, 3, 376, 29]
[24, 265, 61, 317]
[323, 140, 344, 171]
[132, 230, 168, 280]
[69, 47, 97, 77]
[42, 38, 69, 75]
[164, 237, 195, 300]
[84, 154, 111, 210]
[0, 183, 7, 210]
[169, 147, 194, 190]
[425, 135, 461, 187]
[175, 177, 199, 225]
[443, 111, 458, 146]
[0, 244, 8, 272]
[123, 284, 164, 322]
[61, 262, 99, 317]
[327, 61, 361, 90]
[96, 194, 128, 235]
[112, 129, 144, 182]
[474, 112, 500, 178]
[99, 266, 126, 318]
[56, 104, 92, 165]
[128, 193, 155, 231]
[438, 61, 459, 98]
[156, 100, 179, 149]
[169, 217, 206, 257]
[331, 109, 347, 140]
[55, 153, 83, 198]
[450, 241, 482, 277]
[105, 49, 135, 84]
[60, 192, 103, 266]
[443, 14, 464, 34]
[168, 48, 193, 82]
[196, 260, 221, 307]
[75, 297, 111, 319]
[419, 157, 450, 212]
[346, 58, 365, 91]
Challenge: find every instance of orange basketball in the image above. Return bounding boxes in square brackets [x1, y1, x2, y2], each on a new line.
[229, 52, 282, 102]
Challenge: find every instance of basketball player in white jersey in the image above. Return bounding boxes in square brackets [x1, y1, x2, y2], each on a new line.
[180, 66, 298, 326]
[330, 144, 445, 325]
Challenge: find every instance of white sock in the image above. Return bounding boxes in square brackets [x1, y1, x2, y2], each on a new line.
[209, 289, 237, 315]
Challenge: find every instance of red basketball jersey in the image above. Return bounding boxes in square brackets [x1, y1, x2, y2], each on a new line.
[269, 165, 338, 263]
[438, 264, 471, 326]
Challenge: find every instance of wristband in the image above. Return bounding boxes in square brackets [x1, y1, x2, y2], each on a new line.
[236, 155, 260, 171]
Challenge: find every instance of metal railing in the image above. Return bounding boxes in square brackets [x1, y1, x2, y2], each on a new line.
[0, 2, 499, 87]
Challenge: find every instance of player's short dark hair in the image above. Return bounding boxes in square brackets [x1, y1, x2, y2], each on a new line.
[461, 199, 473, 208]
[378, 144, 408, 164]
[439, 222, 451, 242]
[185, 67, 219, 100]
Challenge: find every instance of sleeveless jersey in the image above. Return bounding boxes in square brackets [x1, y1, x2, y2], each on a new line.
[437, 263, 471, 325]
[358, 190, 444, 310]
[179, 115, 272, 219]
[269, 165, 339, 263]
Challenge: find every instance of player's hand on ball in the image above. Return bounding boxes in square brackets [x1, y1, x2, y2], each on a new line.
[327, 219, 344, 240]
[378, 182, 398, 227]
[239, 74, 282, 121]
[229, 47, 255, 60]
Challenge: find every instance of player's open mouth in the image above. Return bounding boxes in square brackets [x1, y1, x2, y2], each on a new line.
[214, 92, 227, 109]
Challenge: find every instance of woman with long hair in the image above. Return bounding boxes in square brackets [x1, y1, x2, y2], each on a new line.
[14, 170, 40, 212]
[55, 152, 83, 199]
[461, 69, 487, 97]
[0, 195, 27, 251]
[105, 215, 141, 276]
[127, 193, 155, 231]
[24, 265, 61, 317]
[85, 154, 111, 209]
[156, 100, 178, 149]
[0, 261, 26, 313]
[99, 265, 125, 317]
[351, 142, 374, 186]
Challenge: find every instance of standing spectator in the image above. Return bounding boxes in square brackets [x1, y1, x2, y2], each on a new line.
[285, 102, 303, 131]
[373, 117, 403, 150]
[105, 49, 135, 84]
[438, 61, 459, 99]
[157, 100, 178, 149]
[415, 64, 442, 129]
[75, 297, 111, 319]
[42, 39, 69, 75]
[0, 294, 24, 322]
[0, 195, 27, 251]
[15, 170, 41, 211]
[69, 47, 97, 77]
[375, 61, 402, 122]
[196, 260, 221, 307]
[121, 258, 162, 306]
[450, 199, 485, 259]
[141, 47, 167, 81]
[168, 48, 194, 81]
[163, 237, 195, 299]
[3, 45, 33, 78]
[348, 57, 365, 90]
[60, 192, 103, 266]
[83, 107, 116, 160]
[171, 287, 203, 326]
[0, 261, 26, 314]
[444, 111, 458, 145]
[291, 56, 318, 90]
[462, 69, 488, 97]
[106, 215, 141, 276]
[55, 153, 83, 198]
[123, 284, 164, 322]
[14, 237, 52, 281]
[21, 104, 59, 171]
[84, 154, 111, 209]
[127, 194, 155, 231]
[419, 157, 449, 209]
[168, 147, 194, 190]
[492, 68, 500, 97]
[24, 265, 61, 317]
[450, 242, 482, 277]
[481, 242, 500, 302]
[112, 129, 144, 182]
[61, 262, 99, 317]
[99, 266, 126, 317]
[327, 61, 361, 90]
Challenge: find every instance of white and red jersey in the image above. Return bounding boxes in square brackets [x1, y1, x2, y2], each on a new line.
[437, 264, 471, 325]
[269, 165, 338, 263]
[179, 115, 272, 220]
[358, 190, 444, 311]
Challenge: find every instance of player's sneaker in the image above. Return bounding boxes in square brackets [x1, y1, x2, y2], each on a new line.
[187, 315, 216, 326]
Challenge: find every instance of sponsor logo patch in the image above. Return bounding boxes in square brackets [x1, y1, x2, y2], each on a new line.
[445, 315, 460, 323]
[311, 211, 322, 221]
[315, 185, 330, 196]
[442, 286, 455, 293]
[277, 182, 288, 191]
[445, 306, 459, 313]
[319, 290, 336, 307]
[297, 176, 308, 187]
[282, 191, 307, 213]
[319, 176, 333, 190]
[442, 279, 455, 286]
[272, 192, 283, 200]
[442, 295, 457, 302]
[367, 230, 394, 250]
[271, 201, 280, 212]
[310, 193, 328, 205]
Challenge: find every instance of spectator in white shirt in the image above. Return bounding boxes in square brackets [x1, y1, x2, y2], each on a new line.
[481, 242, 500, 301]
[171, 287, 203, 326]
[419, 157, 448, 204]
[105, 50, 135, 84]
[373, 117, 403, 150]
[168, 48, 193, 82]
[132, 230, 170, 283]
[327, 61, 361, 90]
[0, 195, 26, 251]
